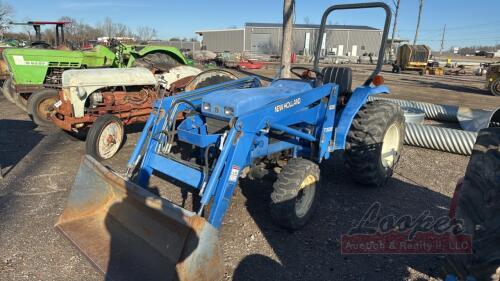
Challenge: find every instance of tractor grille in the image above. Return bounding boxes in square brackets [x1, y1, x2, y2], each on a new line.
[48, 61, 81, 67]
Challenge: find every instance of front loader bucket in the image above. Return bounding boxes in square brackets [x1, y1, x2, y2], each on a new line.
[55, 156, 223, 281]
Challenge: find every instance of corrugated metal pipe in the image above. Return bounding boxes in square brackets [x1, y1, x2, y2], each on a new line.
[369, 96, 500, 155]
[368, 96, 459, 122]
[404, 123, 477, 155]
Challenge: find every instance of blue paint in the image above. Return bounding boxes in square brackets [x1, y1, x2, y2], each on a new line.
[126, 73, 391, 229]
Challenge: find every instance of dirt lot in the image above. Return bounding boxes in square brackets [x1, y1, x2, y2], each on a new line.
[0, 65, 498, 281]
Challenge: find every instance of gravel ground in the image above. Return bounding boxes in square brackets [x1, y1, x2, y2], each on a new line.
[0, 66, 480, 281]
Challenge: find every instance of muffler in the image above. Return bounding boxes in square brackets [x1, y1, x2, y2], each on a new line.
[55, 156, 223, 281]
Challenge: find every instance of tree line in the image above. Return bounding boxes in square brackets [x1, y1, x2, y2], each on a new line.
[0, 2, 198, 48]
[3, 16, 161, 47]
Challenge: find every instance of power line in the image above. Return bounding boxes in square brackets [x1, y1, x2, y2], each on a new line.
[398, 20, 500, 32]
[419, 36, 500, 42]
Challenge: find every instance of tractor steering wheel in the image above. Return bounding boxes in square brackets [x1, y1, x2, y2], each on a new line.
[290, 66, 323, 81]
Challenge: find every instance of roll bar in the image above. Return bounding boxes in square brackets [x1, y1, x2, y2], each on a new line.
[313, 2, 392, 86]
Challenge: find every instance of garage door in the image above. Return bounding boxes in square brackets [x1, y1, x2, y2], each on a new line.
[251, 33, 272, 54]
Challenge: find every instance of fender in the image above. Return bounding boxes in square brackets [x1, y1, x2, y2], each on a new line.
[332, 85, 390, 151]
[128, 45, 188, 66]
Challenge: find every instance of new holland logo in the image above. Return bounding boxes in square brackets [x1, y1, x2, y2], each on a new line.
[13, 55, 48, 66]
[275, 98, 301, 112]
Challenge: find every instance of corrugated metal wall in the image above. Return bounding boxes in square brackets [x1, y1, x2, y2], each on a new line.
[161, 41, 202, 51]
[200, 26, 382, 55]
[147, 41, 202, 51]
[200, 29, 244, 52]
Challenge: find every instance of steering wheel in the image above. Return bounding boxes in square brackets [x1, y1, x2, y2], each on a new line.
[290, 66, 323, 80]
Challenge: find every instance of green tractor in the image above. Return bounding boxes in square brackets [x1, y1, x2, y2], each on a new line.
[2, 38, 191, 125]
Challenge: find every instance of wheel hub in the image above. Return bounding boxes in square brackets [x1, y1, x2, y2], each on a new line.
[98, 122, 123, 159]
[381, 123, 401, 168]
[37, 97, 58, 120]
[300, 175, 316, 190]
[296, 175, 317, 218]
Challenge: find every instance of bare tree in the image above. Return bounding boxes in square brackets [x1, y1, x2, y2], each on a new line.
[99, 17, 116, 38]
[20, 17, 33, 41]
[136, 26, 157, 41]
[0, 1, 14, 38]
[280, 0, 294, 78]
[114, 23, 128, 37]
[303, 16, 310, 24]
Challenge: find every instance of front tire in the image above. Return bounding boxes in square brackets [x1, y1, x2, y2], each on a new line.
[345, 101, 405, 187]
[490, 77, 500, 96]
[27, 88, 59, 126]
[270, 158, 320, 230]
[85, 115, 125, 161]
[2, 78, 14, 103]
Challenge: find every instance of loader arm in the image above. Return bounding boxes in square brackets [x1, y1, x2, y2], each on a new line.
[133, 79, 338, 228]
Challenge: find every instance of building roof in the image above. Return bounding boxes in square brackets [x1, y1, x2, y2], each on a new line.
[245, 22, 379, 30]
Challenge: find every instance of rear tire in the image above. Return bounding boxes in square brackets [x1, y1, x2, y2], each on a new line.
[270, 158, 320, 230]
[2, 78, 14, 103]
[85, 115, 125, 161]
[133, 53, 181, 72]
[184, 69, 238, 91]
[345, 101, 405, 187]
[445, 128, 500, 281]
[27, 88, 59, 126]
[490, 78, 500, 96]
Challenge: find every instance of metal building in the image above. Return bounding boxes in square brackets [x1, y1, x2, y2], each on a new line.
[196, 22, 382, 56]
[147, 40, 202, 51]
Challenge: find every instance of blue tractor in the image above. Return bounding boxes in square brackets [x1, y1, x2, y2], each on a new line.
[56, 2, 404, 281]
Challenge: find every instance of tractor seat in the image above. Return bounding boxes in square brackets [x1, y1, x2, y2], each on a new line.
[321, 67, 352, 96]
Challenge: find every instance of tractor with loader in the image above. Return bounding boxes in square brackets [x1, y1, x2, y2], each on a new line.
[56, 3, 404, 280]
[1, 38, 194, 126]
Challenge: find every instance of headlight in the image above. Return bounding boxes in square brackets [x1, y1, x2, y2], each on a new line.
[202, 102, 211, 111]
[76, 87, 87, 100]
[89, 92, 103, 105]
[224, 106, 234, 116]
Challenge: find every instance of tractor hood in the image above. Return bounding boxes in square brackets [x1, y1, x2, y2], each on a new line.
[201, 79, 312, 118]
[62, 67, 157, 118]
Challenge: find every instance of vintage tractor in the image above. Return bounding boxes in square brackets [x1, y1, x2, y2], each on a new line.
[486, 62, 500, 96]
[56, 3, 402, 280]
[0, 21, 71, 90]
[2, 39, 191, 125]
[51, 67, 237, 160]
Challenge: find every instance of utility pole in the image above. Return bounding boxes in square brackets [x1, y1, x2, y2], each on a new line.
[439, 24, 446, 54]
[280, 0, 294, 78]
[413, 0, 424, 45]
[389, 0, 401, 61]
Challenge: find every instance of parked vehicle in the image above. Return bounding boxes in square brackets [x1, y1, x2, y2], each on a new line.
[51, 67, 237, 160]
[2, 39, 190, 125]
[392, 44, 431, 73]
[486, 63, 500, 96]
[56, 3, 400, 280]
